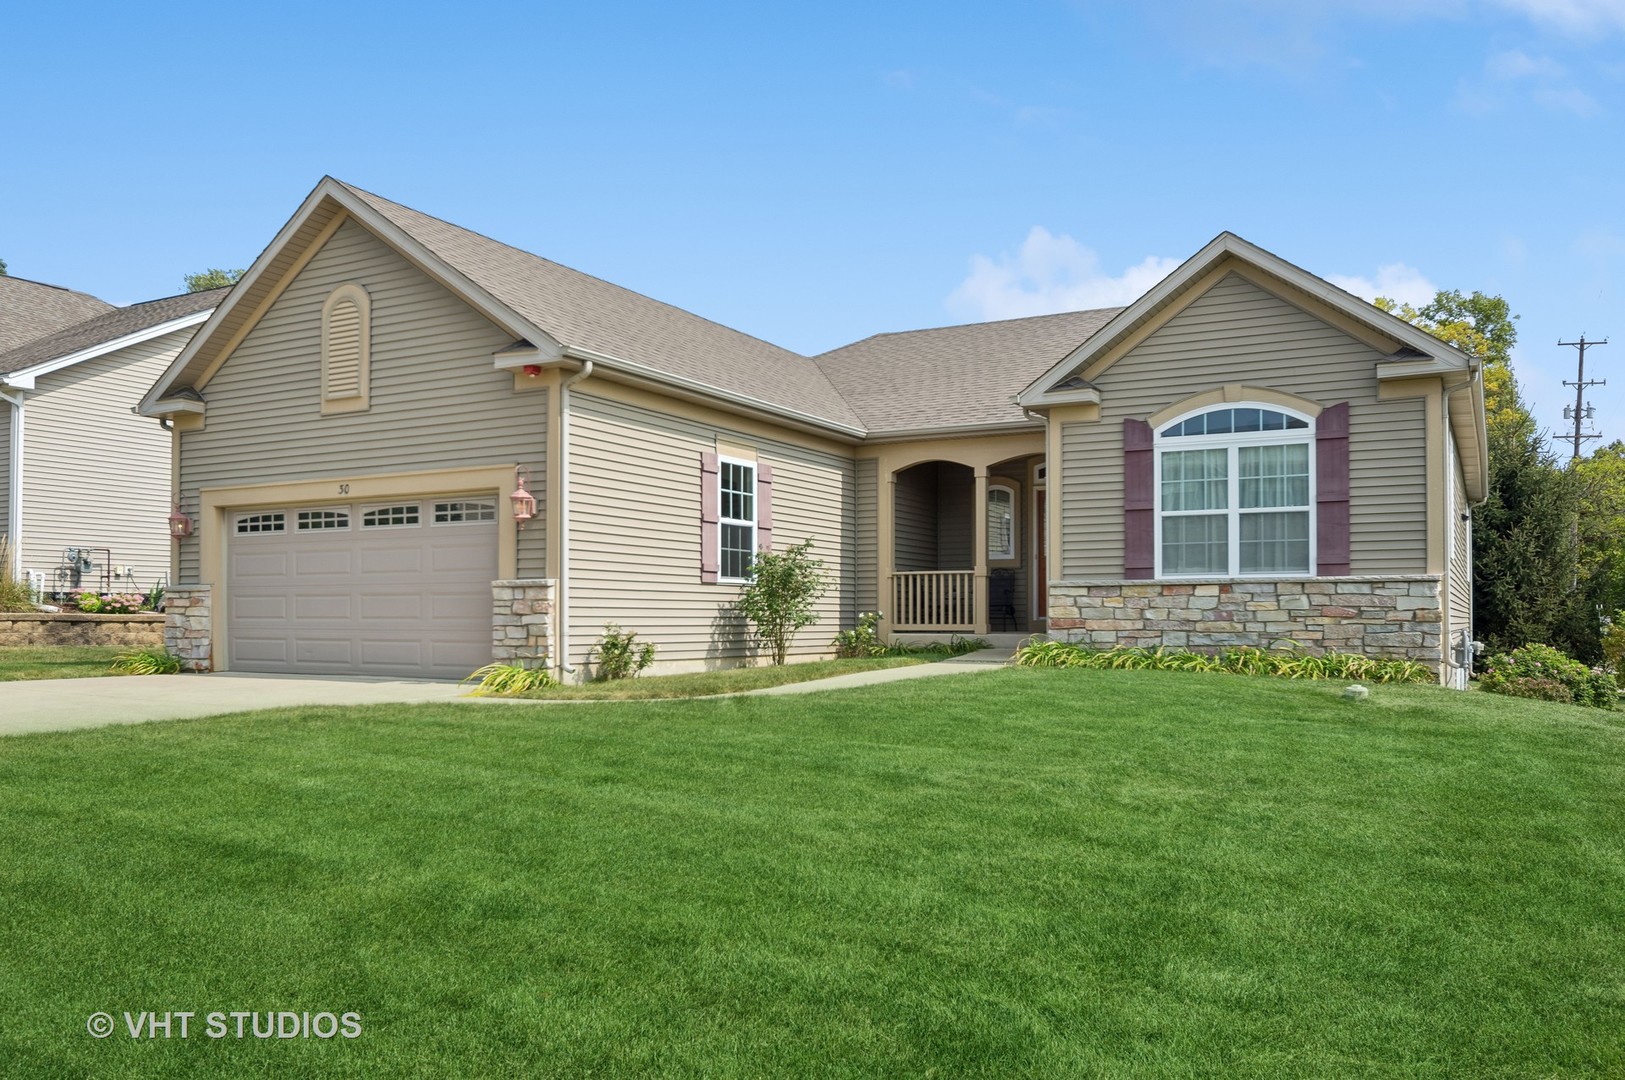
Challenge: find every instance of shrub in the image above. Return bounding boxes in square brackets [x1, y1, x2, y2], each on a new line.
[1479, 643, 1617, 709]
[0, 536, 31, 613]
[593, 624, 656, 680]
[1492, 677, 1575, 703]
[109, 647, 183, 676]
[735, 539, 829, 665]
[832, 612, 886, 658]
[1014, 641, 1433, 684]
[145, 583, 166, 612]
[75, 591, 103, 614]
[464, 661, 558, 696]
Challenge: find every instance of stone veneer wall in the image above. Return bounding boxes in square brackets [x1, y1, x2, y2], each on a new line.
[1048, 576, 1443, 666]
[0, 612, 164, 648]
[163, 586, 213, 672]
[492, 579, 556, 668]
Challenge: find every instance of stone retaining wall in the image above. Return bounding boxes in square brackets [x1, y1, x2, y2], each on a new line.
[0, 611, 164, 648]
[1049, 576, 1443, 668]
[492, 579, 556, 668]
[163, 587, 213, 672]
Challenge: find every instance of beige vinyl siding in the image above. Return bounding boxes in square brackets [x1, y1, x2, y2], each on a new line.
[1059, 272, 1428, 577]
[19, 331, 184, 589]
[0, 403, 10, 537]
[567, 390, 854, 670]
[855, 458, 879, 614]
[1449, 443, 1472, 638]
[176, 218, 546, 582]
[937, 470, 973, 568]
[893, 466, 937, 571]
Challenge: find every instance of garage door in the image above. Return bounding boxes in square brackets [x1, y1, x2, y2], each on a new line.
[227, 497, 498, 678]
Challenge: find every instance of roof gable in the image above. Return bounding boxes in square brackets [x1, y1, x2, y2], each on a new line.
[144, 178, 864, 433]
[1017, 233, 1473, 406]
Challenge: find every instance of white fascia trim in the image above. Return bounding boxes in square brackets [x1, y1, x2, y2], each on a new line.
[148, 397, 206, 415]
[6, 310, 213, 391]
[1376, 357, 1456, 380]
[1022, 386, 1101, 408]
[564, 346, 869, 441]
[1016, 232, 1472, 406]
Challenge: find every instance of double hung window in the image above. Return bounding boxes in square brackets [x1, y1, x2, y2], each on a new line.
[1156, 406, 1313, 576]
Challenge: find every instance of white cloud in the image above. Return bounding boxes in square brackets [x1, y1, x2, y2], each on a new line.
[1327, 263, 1439, 309]
[1486, 49, 1567, 80]
[1534, 84, 1602, 112]
[1491, 0, 1625, 34]
[947, 228, 1180, 321]
[1461, 47, 1601, 114]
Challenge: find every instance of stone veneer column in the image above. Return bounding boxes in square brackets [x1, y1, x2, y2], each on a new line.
[492, 579, 557, 668]
[163, 586, 213, 673]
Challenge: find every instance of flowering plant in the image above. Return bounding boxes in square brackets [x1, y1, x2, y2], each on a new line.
[76, 592, 147, 615]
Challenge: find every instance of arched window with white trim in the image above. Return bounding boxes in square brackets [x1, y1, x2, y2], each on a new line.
[1155, 405, 1314, 577]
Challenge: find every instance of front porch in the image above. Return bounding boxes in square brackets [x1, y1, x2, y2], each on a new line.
[879, 445, 1047, 637]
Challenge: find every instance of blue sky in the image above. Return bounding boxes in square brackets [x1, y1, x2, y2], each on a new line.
[4, 1, 1622, 445]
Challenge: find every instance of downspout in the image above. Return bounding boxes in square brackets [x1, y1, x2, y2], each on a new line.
[1441, 362, 1483, 684]
[556, 360, 593, 676]
[0, 387, 24, 579]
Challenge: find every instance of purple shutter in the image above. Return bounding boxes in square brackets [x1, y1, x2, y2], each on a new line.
[700, 452, 720, 584]
[1124, 418, 1155, 579]
[756, 463, 774, 553]
[1316, 402, 1351, 576]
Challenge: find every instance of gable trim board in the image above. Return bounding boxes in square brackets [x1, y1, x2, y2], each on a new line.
[144, 180, 1484, 684]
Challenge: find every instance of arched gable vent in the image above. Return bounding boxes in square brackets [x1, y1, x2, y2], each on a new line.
[321, 283, 371, 413]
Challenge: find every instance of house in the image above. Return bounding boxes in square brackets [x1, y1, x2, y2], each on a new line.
[1, 288, 228, 595]
[139, 178, 1484, 686]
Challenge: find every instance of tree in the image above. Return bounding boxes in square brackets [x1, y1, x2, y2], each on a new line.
[0, 257, 8, 276]
[1380, 288, 1587, 655]
[184, 268, 245, 292]
[735, 539, 829, 665]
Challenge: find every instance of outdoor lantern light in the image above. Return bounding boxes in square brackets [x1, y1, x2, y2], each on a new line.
[168, 496, 195, 540]
[510, 466, 537, 530]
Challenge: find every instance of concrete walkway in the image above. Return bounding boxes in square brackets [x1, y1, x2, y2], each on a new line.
[738, 647, 1014, 696]
[0, 650, 1018, 736]
[0, 673, 468, 737]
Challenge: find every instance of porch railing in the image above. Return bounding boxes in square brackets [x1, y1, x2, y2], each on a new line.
[892, 571, 975, 632]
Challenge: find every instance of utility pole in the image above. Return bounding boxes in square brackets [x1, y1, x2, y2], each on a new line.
[1560, 335, 1607, 461]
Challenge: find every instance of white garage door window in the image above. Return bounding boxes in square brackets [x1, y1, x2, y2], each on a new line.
[227, 497, 498, 679]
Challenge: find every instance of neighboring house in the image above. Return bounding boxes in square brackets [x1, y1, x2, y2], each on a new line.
[0, 275, 116, 354]
[139, 178, 1485, 686]
[1, 289, 228, 594]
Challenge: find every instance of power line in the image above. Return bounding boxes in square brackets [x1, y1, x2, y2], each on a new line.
[1560, 335, 1607, 461]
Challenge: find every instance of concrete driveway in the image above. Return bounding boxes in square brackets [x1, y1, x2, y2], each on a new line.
[0, 673, 470, 737]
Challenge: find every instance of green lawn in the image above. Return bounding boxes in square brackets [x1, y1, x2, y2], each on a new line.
[2, 669, 1622, 1077]
[0, 645, 124, 681]
[515, 656, 927, 699]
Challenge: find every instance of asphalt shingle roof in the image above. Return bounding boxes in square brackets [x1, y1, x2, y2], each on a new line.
[0, 277, 116, 356]
[339, 182, 867, 431]
[813, 308, 1122, 433]
[0, 288, 227, 377]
